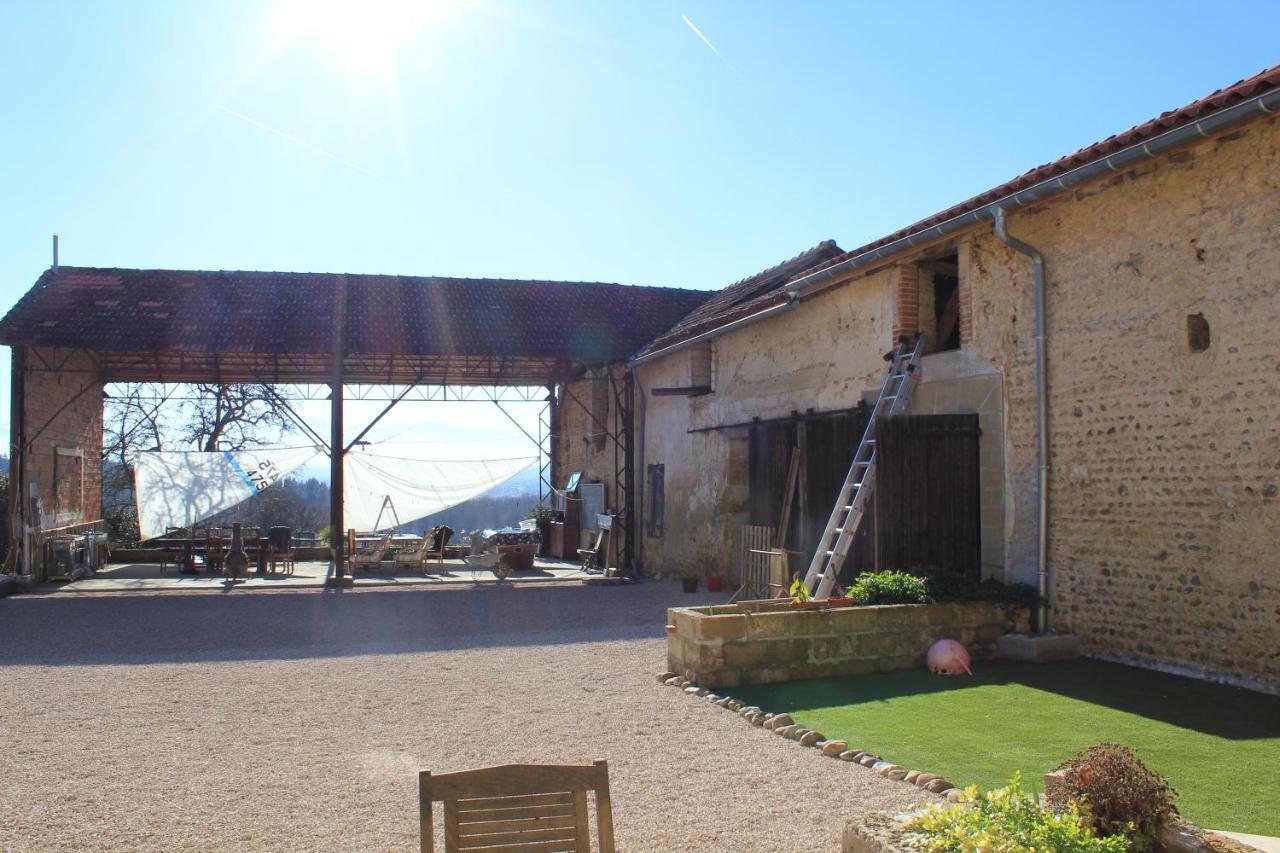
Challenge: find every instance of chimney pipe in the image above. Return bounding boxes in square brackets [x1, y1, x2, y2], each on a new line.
[52, 234, 59, 271]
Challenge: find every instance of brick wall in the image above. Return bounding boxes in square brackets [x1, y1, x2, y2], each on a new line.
[18, 347, 104, 530]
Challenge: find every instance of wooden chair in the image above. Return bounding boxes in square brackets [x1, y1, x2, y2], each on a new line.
[395, 527, 437, 573]
[204, 527, 225, 574]
[267, 526, 295, 575]
[422, 525, 453, 574]
[577, 515, 613, 575]
[419, 761, 614, 853]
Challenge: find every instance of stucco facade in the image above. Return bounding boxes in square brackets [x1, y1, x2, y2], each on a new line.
[630, 112, 1280, 690]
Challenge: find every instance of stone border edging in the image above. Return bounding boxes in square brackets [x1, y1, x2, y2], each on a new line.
[657, 670, 966, 804]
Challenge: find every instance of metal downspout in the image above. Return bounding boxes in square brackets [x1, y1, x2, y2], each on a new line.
[992, 206, 1050, 634]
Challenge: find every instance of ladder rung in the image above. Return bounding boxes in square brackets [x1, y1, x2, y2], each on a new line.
[882, 395, 896, 401]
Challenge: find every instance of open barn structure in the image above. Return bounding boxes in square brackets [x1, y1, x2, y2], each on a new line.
[0, 266, 710, 582]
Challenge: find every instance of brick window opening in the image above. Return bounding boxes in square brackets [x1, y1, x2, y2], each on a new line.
[646, 464, 664, 538]
[925, 251, 961, 352]
[1187, 313, 1211, 353]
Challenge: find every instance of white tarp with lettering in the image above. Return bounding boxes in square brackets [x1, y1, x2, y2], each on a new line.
[134, 446, 323, 540]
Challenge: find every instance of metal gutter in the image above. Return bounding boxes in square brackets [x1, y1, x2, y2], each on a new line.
[630, 297, 798, 365]
[784, 87, 1280, 299]
[992, 207, 1050, 634]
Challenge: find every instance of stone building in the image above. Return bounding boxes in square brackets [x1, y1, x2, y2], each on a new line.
[556, 64, 1280, 692]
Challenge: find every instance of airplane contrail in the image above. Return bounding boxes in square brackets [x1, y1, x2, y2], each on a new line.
[681, 14, 735, 72]
[215, 105, 386, 183]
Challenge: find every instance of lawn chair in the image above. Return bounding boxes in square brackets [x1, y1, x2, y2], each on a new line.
[394, 527, 436, 573]
[578, 514, 613, 575]
[418, 761, 614, 853]
[267, 526, 295, 575]
[350, 529, 395, 571]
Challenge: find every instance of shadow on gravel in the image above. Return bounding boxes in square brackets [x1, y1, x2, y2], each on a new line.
[0, 582, 726, 667]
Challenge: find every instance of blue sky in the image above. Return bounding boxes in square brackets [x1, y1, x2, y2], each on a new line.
[2, 0, 1278, 462]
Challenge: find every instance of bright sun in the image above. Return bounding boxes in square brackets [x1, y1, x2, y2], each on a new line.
[272, 0, 451, 77]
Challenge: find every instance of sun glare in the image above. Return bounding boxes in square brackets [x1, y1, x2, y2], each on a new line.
[273, 0, 451, 77]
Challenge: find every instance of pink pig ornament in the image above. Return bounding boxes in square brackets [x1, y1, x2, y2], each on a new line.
[927, 639, 973, 675]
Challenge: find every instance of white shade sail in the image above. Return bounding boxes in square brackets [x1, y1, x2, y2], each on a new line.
[134, 447, 535, 539]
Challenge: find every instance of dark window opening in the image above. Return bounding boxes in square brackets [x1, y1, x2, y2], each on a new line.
[1187, 313, 1210, 353]
[930, 252, 961, 352]
[646, 464, 664, 538]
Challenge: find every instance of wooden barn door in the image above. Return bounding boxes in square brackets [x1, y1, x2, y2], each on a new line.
[873, 414, 981, 579]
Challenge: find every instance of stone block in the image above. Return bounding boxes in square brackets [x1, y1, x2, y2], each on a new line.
[697, 614, 748, 642]
[997, 633, 1082, 662]
[830, 607, 877, 633]
[809, 635, 855, 662]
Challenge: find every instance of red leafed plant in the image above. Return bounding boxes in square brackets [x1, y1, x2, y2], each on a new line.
[1048, 743, 1179, 849]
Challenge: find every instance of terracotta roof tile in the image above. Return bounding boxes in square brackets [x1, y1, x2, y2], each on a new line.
[0, 267, 711, 366]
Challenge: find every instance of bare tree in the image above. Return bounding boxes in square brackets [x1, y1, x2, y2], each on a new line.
[180, 384, 293, 452]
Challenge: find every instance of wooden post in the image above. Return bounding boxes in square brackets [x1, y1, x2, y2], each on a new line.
[327, 278, 347, 586]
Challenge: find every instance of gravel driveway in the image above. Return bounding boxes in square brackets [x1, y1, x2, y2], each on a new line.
[0, 581, 936, 850]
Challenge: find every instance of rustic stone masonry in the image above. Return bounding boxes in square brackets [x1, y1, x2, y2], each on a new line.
[667, 599, 1029, 689]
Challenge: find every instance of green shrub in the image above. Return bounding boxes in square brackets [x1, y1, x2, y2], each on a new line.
[846, 570, 932, 605]
[902, 773, 1127, 852]
[1048, 743, 1178, 849]
[912, 566, 1040, 608]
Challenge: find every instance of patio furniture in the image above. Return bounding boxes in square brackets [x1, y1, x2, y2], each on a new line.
[204, 527, 225, 574]
[267, 526, 294, 575]
[578, 514, 613, 575]
[418, 761, 614, 853]
[350, 529, 395, 571]
[393, 528, 434, 572]
[421, 525, 453, 574]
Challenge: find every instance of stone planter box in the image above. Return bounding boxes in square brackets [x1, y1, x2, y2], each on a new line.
[667, 598, 1029, 689]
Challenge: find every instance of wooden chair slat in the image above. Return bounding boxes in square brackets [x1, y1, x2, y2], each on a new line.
[455, 815, 577, 835]
[428, 765, 599, 799]
[455, 835, 570, 850]
[457, 826, 579, 846]
[452, 804, 575, 824]
[456, 792, 573, 811]
[571, 791, 590, 852]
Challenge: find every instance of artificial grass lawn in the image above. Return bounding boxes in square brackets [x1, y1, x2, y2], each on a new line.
[732, 659, 1280, 836]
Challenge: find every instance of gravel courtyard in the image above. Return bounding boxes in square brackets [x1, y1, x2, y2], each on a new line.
[0, 581, 937, 851]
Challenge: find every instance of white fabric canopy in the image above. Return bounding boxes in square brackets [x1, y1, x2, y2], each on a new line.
[134, 447, 535, 539]
[134, 446, 323, 540]
[343, 452, 535, 531]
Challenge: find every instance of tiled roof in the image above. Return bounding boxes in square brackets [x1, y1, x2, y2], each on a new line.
[642, 240, 845, 352]
[792, 63, 1280, 281]
[0, 267, 712, 365]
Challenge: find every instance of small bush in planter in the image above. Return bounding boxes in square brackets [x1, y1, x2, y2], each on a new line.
[1048, 743, 1178, 849]
[847, 570, 932, 605]
[903, 773, 1125, 852]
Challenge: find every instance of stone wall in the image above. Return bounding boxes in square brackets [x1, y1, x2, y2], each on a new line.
[641, 112, 1280, 690]
[667, 600, 1027, 689]
[553, 366, 626, 562]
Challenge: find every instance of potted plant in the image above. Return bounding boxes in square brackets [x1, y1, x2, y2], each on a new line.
[788, 575, 819, 610]
[529, 505, 555, 557]
[681, 573, 700, 593]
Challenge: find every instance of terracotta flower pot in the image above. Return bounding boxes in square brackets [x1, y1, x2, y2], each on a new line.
[706, 575, 724, 593]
